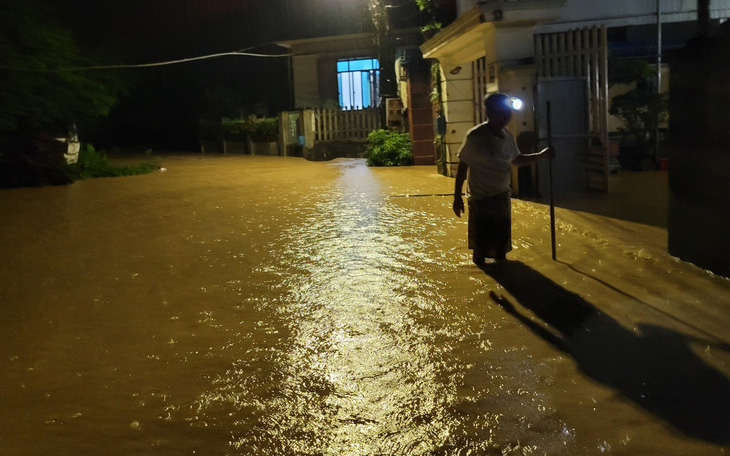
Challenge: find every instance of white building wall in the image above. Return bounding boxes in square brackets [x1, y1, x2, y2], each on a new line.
[527, 0, 729, 33]
[457, 0, 730, 32]
[494, 25, 536, 62]
[292, 55, 322, 109]
[439, 63, 476, 176]
[434, 0, 730, 177]
[483, 26, 498, 63]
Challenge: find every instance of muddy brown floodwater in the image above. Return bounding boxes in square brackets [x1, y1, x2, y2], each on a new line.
[1, 155, 729, 455]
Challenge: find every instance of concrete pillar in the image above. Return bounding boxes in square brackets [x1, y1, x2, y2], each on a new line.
[302, 109, 316, 149]
[440, 63, 476, 177]
[406, 62, 436, 166]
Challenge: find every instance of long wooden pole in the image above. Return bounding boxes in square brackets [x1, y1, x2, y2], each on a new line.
[547, 101, 557, 261]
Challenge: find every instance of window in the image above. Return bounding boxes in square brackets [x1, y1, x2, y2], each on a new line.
[337, 58, 380, 110]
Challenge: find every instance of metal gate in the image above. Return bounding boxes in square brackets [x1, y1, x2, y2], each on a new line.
[535, 26, 609, 191]
[536, 78, 590, 194]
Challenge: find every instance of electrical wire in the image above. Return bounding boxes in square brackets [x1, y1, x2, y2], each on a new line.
[0, 46, 292, 73]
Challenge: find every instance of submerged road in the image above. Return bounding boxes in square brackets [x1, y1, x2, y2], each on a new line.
[1, 155, 729, 455]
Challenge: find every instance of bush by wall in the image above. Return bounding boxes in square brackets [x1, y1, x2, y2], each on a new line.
[197, 116, 279, 142]
[365, 129, 412, 166]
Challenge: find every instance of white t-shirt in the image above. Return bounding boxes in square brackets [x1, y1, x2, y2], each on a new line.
[457, 122, 520, 200]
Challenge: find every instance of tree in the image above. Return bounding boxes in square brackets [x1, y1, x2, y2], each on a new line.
[0, 0, 128, 134]
[0, 0, 133, 187]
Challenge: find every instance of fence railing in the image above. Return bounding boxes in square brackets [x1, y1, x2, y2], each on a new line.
[314, 107, 381, 141]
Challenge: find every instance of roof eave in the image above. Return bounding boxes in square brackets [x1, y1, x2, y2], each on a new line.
[420, 5, 487, 60]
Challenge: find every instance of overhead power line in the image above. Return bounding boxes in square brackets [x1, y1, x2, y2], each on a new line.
[0, 47, 292, 73]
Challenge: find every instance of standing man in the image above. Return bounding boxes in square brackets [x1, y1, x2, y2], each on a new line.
[453, 93, 555, 265]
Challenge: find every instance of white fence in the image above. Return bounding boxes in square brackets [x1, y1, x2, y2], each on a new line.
[313, 107, 381, 141]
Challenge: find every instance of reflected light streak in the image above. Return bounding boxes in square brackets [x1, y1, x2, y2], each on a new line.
[223, 162, 457, 454]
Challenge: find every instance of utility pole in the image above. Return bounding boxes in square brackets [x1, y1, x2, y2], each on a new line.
[370, 0, 397, 127]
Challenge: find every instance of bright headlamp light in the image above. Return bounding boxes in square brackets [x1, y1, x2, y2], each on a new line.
[508, 97, 524, 111]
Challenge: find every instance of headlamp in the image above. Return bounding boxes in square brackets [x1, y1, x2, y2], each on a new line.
[508, 97, 524, 111]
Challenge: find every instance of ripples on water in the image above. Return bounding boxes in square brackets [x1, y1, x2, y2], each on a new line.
[2, 157, 728, 455]
[190, 162, 467, 454]
[172, 160, 568, 455]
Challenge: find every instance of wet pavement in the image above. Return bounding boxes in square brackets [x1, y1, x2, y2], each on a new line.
[1, 155, 728, 455]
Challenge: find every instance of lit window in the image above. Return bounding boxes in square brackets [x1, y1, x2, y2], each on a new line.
[337, 58, 380, 110]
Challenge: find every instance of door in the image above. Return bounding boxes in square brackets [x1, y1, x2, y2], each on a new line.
[536, 77, 590, 195]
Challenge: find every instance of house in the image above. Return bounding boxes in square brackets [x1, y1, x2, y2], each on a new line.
[275, 3, 440, 164]
[420, 0, 730, 194]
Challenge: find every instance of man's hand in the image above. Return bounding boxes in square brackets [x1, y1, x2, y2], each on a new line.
[512, 147, 555, 166]
[453, 196, 465, 217]
[453, 161, 468, 217]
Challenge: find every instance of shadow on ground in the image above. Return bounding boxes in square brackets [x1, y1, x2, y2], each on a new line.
[482, 261, 730, 444]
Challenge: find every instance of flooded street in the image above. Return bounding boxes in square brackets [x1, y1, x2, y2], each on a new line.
[1, 155, 729, 455]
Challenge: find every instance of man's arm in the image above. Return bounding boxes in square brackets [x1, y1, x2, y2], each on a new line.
[511, 146, 556, 167]
[453, 161, 468, 217]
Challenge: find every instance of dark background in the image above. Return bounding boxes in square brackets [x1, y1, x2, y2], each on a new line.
[53, 0, 376, 150]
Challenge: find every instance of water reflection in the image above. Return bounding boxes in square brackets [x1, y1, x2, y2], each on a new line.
[193, 160, 459, 454]
[2, 156, 728, 455]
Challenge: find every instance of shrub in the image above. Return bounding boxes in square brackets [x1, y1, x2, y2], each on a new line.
[72, 145, 158, 178]
[199, 116, 279, 142]
[608, 58, 668, 151]
[244, 117, 278, 141]
[365, 129, 412, 166]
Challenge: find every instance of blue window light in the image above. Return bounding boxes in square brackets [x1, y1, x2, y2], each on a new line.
[337, 58, 380, 110]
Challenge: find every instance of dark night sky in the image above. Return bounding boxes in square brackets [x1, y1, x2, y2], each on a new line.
[48, 0, 376, 149]
[58, 0, 374, 60]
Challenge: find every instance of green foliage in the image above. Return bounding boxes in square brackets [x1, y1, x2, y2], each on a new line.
[435, 135, 447, 176]
[421, 21, 442, 32]
[365, 129, 412, 167]
[610, 90, 668, 141]
[72, 144, 158, 178]
[198, 116, 279, 142]
[608, 58, 668, 146]
[0, 0, 129, 132]
[415, 0, 430, 10]
[414, 0, 453, 32]
[226, 116, 279, 141]
[0, 136, 156, 188]
[430, 61, 443, 103]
